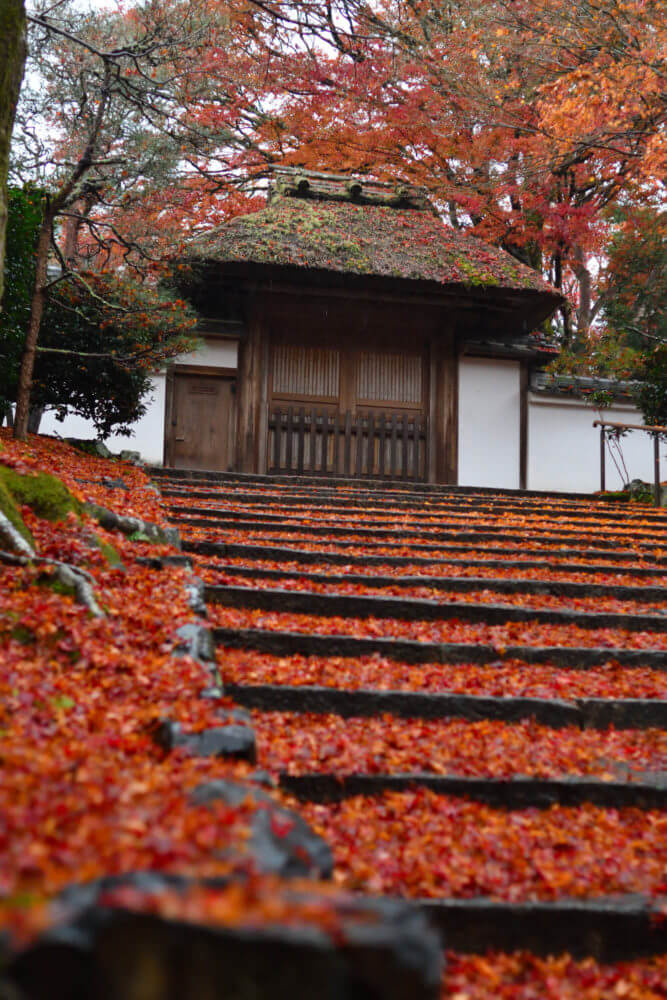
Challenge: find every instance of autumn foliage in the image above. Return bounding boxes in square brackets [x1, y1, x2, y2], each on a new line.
[2, 434, 665, 996]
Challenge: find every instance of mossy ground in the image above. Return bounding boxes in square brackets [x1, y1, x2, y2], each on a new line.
[0, 463, 127, 566]
[0, 468, 33, 544]
[0, 467, 81, 523]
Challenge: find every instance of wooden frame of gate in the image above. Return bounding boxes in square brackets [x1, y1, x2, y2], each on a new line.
[268, 407, 428, 481]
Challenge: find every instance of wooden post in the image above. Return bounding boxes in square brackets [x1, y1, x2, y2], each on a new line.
[654, 433, 661, 507]
[236, 305, 264, 474]
[367, 411, 375, 476]
[333, 410, 340, 475]
[355, 413, 363, 477]
[344, 411, 352, 475]
[378, 412, 386, 478]
[285, 406, 294, 473]
[600, 425, 606, 493]
[297, 407, 305, 475]
[432, 332, 458, 484]
[272, 408, 281, 471]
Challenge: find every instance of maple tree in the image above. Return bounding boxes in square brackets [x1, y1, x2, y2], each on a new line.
[7, 0, 278, 440]
[228, 1, 665, 349]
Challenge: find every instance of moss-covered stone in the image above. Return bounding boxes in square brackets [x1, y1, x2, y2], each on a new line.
[0, 467, 81, 522]
[0, 467, 33, 544]
[36, 571, 77, 598]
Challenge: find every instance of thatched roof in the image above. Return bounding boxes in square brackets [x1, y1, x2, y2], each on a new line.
[180, 170, 562, 334]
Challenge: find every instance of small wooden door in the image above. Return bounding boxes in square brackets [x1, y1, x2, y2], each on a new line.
[166, 372, 236, 471]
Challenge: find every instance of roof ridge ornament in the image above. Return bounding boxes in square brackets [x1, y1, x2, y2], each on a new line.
[268, 166, 437, 214]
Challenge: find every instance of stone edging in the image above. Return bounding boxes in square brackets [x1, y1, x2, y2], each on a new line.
[213, 627, 667, 670]
[278, 772, 667, 811]
[224, 682, 667, 731]
[205, 583, 667, 633]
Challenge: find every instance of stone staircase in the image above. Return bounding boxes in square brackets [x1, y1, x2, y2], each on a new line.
[150, 467, 667, 965]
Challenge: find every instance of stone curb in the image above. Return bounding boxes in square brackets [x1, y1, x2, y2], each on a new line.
[212, 627, 667, 670]
[205, 583, 667, 634]
[223, 683, 667, 731]
[278, 772, 667, 811]
[416, 895, 665, 962]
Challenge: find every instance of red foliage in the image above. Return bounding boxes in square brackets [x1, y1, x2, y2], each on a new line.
[218, 648, 667, 700]
[300, 789, 667, 901]
[251, 711, 667, 780]
[443, 951, 667, 999]
[209, 606, 667, 651]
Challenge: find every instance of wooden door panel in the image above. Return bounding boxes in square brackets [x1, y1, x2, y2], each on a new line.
[168, 373, 236, 471]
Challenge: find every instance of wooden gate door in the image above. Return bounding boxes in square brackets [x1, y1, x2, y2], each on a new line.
[166, 371, 236, 471]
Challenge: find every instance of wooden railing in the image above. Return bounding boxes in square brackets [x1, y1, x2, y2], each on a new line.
[593, 420, 667, 506]
[268, 407, 428, 480]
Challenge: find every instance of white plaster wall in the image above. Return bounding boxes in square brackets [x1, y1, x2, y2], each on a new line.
[35, 338, 239, 465]
[528, 396, 661, 493]
[39, 375, 168, 465]
[458, 357, 521, 489]
[175, 339, 238, 369]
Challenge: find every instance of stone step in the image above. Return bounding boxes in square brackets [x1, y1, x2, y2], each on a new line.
[212, 626, 667, 670]
[206, 563, 667, 603]
[160, 485, 667, 524]
[417, 895, 665, 961]
[149, 465, 599, 501]
[279, 772, 667, 811]
[186, 540, 664, 579]
[205, 583, 667, 633]
[171, 512, 663, 552]
[224, 683, 667, 731]
[168, 504, 664, 543]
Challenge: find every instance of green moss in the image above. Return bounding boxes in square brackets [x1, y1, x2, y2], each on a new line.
[36, 571, 77, 598]
[128, 530, 152, 543]
[10, 624, 37, 645]
[0, 467, 81, 522]
[88, 532, 122, 567]
[0, 469, 33, 544]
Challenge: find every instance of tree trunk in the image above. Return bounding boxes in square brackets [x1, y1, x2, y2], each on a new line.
[0, 0, 27, 307]
[573, 245, 592, 346]
[27, 405, 44, 433]
[13, 209, 53, 440]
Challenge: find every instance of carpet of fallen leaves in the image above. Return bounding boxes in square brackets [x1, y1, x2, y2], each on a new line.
[217, 648, 667, 699]
[208, 554, 667, 588]
[4, 435, 666, 997]
[442, 951, 667, 999]
[251, 711, 666, 779]
[0, 434, 298, 940]
[181, 523, 665, 559]
[204, 571, 667, 615]
[208, 606, 667, 650]
[300, 789, 666, 900]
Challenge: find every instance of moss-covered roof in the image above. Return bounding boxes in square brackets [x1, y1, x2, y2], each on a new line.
[185, 193, 557, 298]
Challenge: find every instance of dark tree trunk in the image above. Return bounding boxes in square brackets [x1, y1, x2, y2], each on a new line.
[0, 0, 27, 307]
[13, 209, 54, 439]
